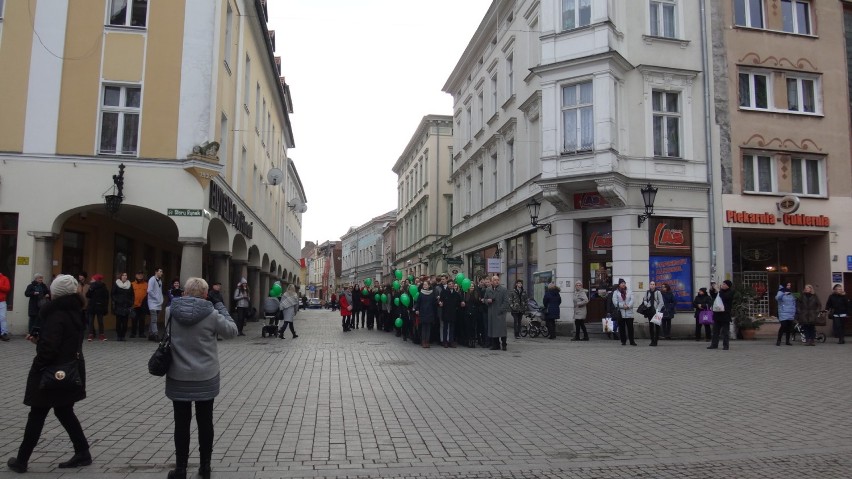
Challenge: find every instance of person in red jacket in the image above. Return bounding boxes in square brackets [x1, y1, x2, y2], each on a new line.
[0, 271, 11, 341]
[339, 286, 353, 332]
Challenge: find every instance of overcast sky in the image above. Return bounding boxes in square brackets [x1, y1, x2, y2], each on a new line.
[267, 0, 492, 246]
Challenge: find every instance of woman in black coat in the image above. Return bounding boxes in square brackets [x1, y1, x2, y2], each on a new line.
[692, 288, 712, 341]
[24, 273, 50, 333]
[7, 275, 91, 473]
[111, 273, 135, 341]
[708, 280, 734, 350]
[543, 283, 562, 339]
[85, 274, 110, 341]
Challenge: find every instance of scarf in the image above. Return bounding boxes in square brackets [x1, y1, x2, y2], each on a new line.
[115, 279, 131, 289]
[280, 292, 299, 309]
[619, 289, 627, 300]
[344, 291, 352, 305]
[420, 288, 433, 296]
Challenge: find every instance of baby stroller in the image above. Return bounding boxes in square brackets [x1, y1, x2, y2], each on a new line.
[520, 299, 548, 338]
[261, 297, 280, 338]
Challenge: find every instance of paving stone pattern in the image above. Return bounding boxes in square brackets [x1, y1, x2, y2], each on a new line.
[1, 309, 850, 478]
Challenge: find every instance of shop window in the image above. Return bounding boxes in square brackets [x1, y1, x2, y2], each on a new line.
[0, 214, 17, 310]
[738, 72, 770, 109]
[108, 0, 147, 27]
[734, 0, 764, 29]
[649, 0, 677, 38]
[781, 0, 811, 35]
[99, 85, 141, 155]
[743, 154, 775, 193]
[652, 90, 681, 158]
[791, 157, 824, 196]
[562, 0, 591, 30]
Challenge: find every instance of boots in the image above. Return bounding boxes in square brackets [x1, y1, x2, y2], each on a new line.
[58, 450, 92, 468]
[7, 457, 27, 473]
[199, 450, 211, 479]
[167, 455, 188, 479]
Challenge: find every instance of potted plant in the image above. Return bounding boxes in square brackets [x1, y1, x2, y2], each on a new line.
[732, 283, 765, 340]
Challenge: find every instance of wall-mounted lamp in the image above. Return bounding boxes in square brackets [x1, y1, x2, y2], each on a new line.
[104, 163, 125, 215]
[493, 245, 504, 258]
[637, 183, 658, 228]
[526, 197, 551, 233]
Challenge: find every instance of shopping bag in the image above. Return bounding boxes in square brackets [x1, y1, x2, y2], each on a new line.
[698, 310, 714, 325]
[712, 295, 725, 312]
[651, 312, 663, 326]
[602, 316, 612, 333]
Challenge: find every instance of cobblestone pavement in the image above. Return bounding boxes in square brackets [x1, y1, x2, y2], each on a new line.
[1, 309, 851, 478]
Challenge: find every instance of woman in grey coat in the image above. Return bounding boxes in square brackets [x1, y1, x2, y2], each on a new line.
[278, 284, 300, 339]
[572, 281, 589, 341]
[165, 277, 237, 479]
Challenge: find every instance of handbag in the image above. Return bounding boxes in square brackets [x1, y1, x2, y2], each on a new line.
[712, 295, 725, 312]
[40, 359, 83, 391]
[637, 302, 651, 316]
[651, 312, 663, 326]
[698, 310, 714, 325]
[148, 317, 172, 377]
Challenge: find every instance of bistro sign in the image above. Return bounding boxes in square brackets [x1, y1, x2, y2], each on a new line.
[209, 182, 254, 238]
[725, 210, 830, 228]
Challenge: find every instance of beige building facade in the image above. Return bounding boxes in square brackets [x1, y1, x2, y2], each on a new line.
[0, 0, 304, 333]
[712, 0, 852, 321]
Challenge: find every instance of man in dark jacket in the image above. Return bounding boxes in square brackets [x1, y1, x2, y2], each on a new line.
[207, 282, 225, 305]
[439, 282, 462, 347]
[85, 274, 109, 341]
[24, 274, 50, 334]
[351, 284, 362, 330]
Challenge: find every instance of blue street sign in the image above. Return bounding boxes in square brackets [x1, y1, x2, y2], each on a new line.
[309, 285, 315, 292]
[848, 256, 852, 271]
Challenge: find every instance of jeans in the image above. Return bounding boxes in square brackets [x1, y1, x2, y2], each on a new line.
[16, 405, 89, 463]
[88, 312, 105, 336]
[236, 307, 248, 334]
[618, 317, 635, 344]
[149, 310, 160, 335]
[573, 319, 588, 339]
[342, 315, 351, 331]
[173, 400, 214, 464]
[511, 312, 523, 337]
[441, 319, 454, 343]
[832, 316, 846, 341]
[0, 301, 7, 334]
[710, 320, 730, 348]
[280, 321, 296, 337]
[546, 319, 556, 338]
[115, 314, 129, 339]
[777, 320, 794, 344]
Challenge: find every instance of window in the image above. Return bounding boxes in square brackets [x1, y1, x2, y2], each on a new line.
[99, 85, 141, 155]
[477, 165, 484, 209]
[108, 0, 147, 27]
[490, 73, 498, 114]
[465, 175, 472, 214]
[0, 0, 5, 20]
[791, 157, 823, 195]
[562, 0, 592, 30]
[734, 0, 763, 29]
[652, 91, 680, 157]
[477, 91, 484, 130]
[491, 153, 498, 202]
[255, 84, 260, 128]
[561, 81, 594, 152]
[650, 1, 676, 38]
[506, 54, 514, 97]
[781, 0, 810, 35]
[465, 105, 472, 142]
[507, 140, 515, 190]
[243, 55, 251, 107]
[261, 99, 267, 145]
[786, 76, 816, 113]
[224, 4, 233, 69]
[219, 113, 228, 165]
[743, 155, 774, 193]
[738, 72, 769, 109]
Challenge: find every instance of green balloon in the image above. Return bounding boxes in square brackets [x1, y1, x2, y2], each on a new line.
[461, 278, 472, 292]
[393, 280, 400, 291]
[271, 284, 282, 296]
[400, 293, 411, 307]
[455, 273, 465, 285]
[395, 269, 403, 280]
[364, 278, 373, 287]
[408, 284, 418, 296]
[362, 288, 368, 296]
[374, 294, 380, 302]
[269, 288, 276, 297]
[412, 291, 420, 302]
[408, 275, 415, 282]
[394, 297, 400, 306]
[381, 294, 388, 303]
[395, 317, 403, 328]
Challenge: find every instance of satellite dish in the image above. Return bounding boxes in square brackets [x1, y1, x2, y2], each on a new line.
[266, 168, 284, 186]
[287, 199, 308, 213]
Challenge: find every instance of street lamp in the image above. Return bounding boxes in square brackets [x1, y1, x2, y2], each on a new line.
[637, 183, 659, 227]
[526, 197, 551, 233]
[104, 163, 125, 215]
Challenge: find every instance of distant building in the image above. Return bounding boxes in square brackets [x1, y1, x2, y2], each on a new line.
[340, 210, 397, 286]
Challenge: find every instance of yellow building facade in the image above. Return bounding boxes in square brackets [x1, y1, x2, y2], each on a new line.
[0, 0, 306, 333]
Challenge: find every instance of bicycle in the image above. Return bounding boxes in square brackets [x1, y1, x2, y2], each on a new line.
[790, 322, 826, 343]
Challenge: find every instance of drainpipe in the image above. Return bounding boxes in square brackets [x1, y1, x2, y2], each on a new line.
[699, 0, 717, 281]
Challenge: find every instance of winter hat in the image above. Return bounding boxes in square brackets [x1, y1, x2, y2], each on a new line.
[618, 278, 626, 285]
[239, 278, 247, 284]
[699, 287, 708, 294]
[92, 274, 104, 282]
[51, 274, 79, 298]
[723, 280, 733, 288]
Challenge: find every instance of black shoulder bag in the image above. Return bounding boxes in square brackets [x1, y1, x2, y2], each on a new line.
[148, 317, 172, 376]
[40, 316, 84, 391]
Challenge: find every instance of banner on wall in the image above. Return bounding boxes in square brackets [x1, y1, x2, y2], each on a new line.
[649, 256, 693, 311]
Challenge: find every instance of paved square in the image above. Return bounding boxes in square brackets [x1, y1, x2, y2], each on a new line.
[1, 310, 851, 478]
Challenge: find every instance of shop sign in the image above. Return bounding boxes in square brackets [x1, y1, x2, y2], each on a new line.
[486, 258, 502, 273]
[167, 208, 202, 217]
[588, 231, 612, 251]
[832, 272, 843, 283]
[209, 182, 254, 239]
[573, 192, 610, 209]
[848, 256, 852, 271]
[725, 210, 830, 228]
[649, 218, 692, 256]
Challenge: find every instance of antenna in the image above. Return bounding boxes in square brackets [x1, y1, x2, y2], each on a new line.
[266, 168, 284, 186]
